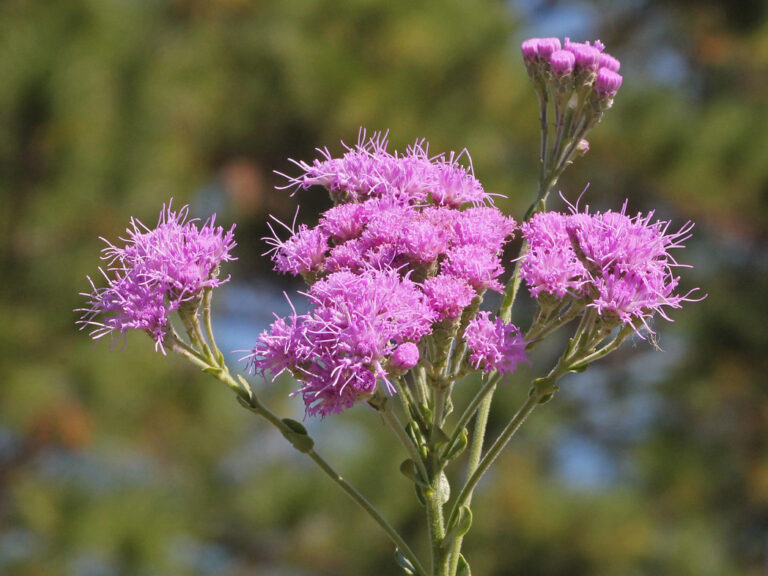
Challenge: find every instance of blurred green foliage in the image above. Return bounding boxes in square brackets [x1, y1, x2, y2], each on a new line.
[0, 0, 766, 574]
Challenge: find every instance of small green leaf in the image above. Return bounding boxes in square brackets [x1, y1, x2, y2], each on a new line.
[569, 363, 589, 373]
[406, 422, 424, 446]
[399, 459, 428, 487]
[445, 505, 473, 542]
[282, 430, 314, 453]
[456, 553, 471, 576]
[444, 428, 468, 461]
[394, 548, 416, 575]
[282, 418, 308, 435]
[203, 366, 223, 377]
[455, 505, 472, 537]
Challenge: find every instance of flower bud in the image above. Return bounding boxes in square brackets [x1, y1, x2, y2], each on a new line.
[535, 37, 562, 59]
[550, 50, 576, 76]
[521, 39, 539, 61]
[390, 342, 420, 371]
[599, 52, 621, 72]
[571, 45, 601, 71]
[595, 68, 623, 96]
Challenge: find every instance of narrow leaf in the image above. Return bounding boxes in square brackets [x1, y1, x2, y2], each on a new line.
[444, 428, 468, 461]
[282, 430, 314, 453]
[399, 459, 428, 487]
[456, 554, 471, 576]
[282, 418, 308, 435]
[394, 548, 416, 575]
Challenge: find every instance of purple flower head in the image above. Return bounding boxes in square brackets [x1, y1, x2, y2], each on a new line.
[281, 130, 491, 207]
[464, 312, 528, 375]
[550, 50, 576, 76]
[422, 275, 477, 321]
[520, 201, 699, 334]
[390, 342, 420, 371]
[442, 244, 505, 293]
[78, 202, 236, 351]
[319, 202, 373, 242]
[452, 207, 517, 252]
[429, 151, 487, 208]
[595, 68, 623, 96]
[266, 217, 329, 277]
[245, 268, 436, 417]
[520, 211, 587, 299]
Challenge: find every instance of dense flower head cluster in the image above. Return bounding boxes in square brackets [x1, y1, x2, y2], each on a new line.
[246, 269, 435, 417]
[266, 132, 516, 295]
[521, 36, 623, 99]
[252, 131, 523, 414]
[465, 312, 529, 374]
[519, 202, 696, 331]
[78, 203, 236, 351]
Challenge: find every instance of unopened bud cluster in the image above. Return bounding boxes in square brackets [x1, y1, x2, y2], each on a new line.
[522, 37, 623, 102]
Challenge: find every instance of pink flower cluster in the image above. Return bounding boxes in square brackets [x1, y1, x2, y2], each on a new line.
[519, 202, 696, 331]
[248, 269, 434, 417]
[249, 132, 524, 415]
[521, 37, 623, 97]
[78, 203, 236, 351]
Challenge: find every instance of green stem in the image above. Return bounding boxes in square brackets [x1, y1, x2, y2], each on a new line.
[425, 483, 449, 576]
[202, 286, 222, 361]
[447, 380, 496, 575]
[381, 404, 429, 483]
[446, 381, 551, 535]
[306, 447, 427, 576]
[443, 372, 502, 459]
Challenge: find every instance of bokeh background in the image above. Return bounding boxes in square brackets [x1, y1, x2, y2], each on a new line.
[1, 0, 767, 574]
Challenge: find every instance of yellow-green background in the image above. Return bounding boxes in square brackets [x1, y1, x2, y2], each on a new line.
[1, 1, 766, 574]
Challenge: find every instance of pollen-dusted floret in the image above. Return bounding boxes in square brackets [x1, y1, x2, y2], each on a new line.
[77, 202, 236, 351]
[464, 312, 528, 375]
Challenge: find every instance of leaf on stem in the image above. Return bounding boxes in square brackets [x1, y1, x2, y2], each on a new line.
[395, 548, 416, 575]
[443, 428, 468, 461]
[282, 418, 309, 435]
[456, 553, 471, 576]
[399, 459, 428, 487]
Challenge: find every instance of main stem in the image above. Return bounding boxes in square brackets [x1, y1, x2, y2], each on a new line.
[447, 382, 495, 574]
